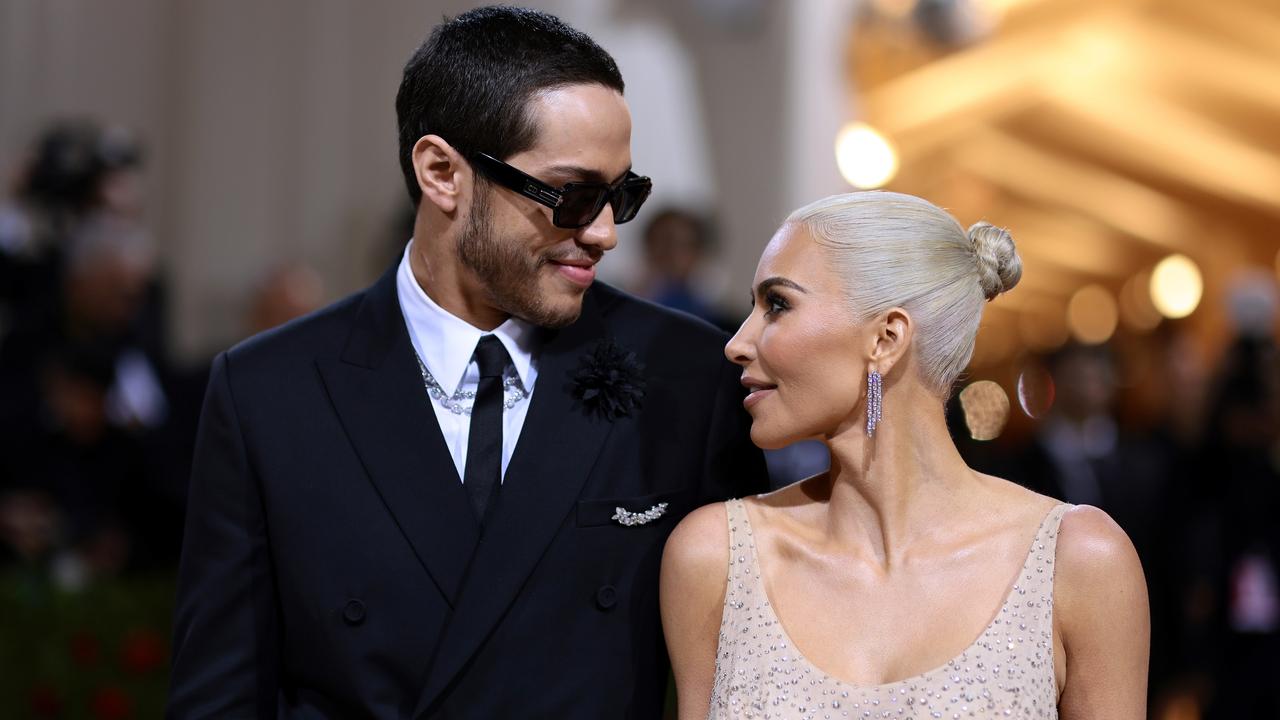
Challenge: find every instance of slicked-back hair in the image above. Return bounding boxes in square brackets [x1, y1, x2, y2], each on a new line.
[786, 192, 1020, 397]
[396, 5, 625, 205]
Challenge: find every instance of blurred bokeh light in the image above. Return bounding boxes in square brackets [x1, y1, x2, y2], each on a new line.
[1119, 270, 1163, 332]
[1150, 254, 1203, 319]
[1015, 361, 1055, 419]
[1067, 283, 1119, 344]
[835, 122, 899, 189]
[958, 379, 1011, 440]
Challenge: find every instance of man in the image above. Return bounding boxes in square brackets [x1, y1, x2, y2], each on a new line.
[168, 7, 767, 718]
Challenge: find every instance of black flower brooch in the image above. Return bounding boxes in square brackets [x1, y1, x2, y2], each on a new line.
[570, 338, 646, 421]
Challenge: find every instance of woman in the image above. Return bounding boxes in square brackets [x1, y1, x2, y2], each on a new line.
[661, 192, 1149, 719]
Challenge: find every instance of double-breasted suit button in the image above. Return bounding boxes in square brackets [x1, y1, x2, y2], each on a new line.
[595, 585, 617, 611]
[342, 599, 366, 626]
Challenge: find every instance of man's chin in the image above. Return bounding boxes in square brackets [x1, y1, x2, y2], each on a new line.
[510, 287, 583, 329]
[536, 312, 580, 330]
[537, 297, 584, 329]
[527, 276, 589, 327]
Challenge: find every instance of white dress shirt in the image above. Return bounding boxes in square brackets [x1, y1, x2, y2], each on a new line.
[396, 241, 539, 482]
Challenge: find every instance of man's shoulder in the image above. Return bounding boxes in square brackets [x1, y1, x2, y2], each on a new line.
[589, 282, 731, 352]
[223, 287, 366, 374]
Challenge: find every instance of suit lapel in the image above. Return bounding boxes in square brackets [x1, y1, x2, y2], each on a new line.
[414, 288, 616, 717]
[316, 265, 478, 607]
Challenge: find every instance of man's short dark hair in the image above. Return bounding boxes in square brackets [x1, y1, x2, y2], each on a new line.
[395, 5, 625, 205]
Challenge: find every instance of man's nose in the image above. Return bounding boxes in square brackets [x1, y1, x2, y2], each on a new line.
[576, 204, 619, 252]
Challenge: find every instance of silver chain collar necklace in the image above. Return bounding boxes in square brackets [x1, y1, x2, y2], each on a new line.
[411, 348, 530, 416]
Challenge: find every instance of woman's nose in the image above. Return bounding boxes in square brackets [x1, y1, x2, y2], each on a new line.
[725, 314, 757, 366]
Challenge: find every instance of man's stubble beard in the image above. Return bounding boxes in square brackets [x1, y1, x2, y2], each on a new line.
[457, 186, 583, 329]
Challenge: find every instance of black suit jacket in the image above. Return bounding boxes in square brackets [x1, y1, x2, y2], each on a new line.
[168, 266, 768, 719]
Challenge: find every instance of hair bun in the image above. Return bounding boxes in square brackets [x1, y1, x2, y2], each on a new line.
[968, 221, 1022, 300]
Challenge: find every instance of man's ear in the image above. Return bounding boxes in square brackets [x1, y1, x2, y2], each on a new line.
[868, 307, 913, 377]
[412, 134, 468, 215]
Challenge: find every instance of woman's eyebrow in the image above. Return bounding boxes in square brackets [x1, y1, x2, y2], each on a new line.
[755, 276, 808, 296]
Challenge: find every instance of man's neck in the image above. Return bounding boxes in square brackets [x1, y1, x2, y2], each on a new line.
[409, 239, 509, 331]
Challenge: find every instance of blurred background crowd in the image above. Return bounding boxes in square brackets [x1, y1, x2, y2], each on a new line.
[1, 0, 1278, 717]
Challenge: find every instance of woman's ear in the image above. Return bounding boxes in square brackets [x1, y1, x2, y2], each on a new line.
[869, 307, 912, 376]
[412, 134, 468, 215]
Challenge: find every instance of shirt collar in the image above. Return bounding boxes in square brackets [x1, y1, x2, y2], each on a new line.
[396, 240, 538, 391]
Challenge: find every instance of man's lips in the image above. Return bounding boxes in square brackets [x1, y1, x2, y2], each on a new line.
[550, 259, 596, 287]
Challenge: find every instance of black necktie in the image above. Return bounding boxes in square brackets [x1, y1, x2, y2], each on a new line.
[463, 335, 511, 524]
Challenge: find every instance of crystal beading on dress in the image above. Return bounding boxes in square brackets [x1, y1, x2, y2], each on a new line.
[707, 500, 1072, 720]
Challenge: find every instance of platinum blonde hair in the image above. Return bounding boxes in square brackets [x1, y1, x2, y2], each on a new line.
[786, 191, 1021, 395]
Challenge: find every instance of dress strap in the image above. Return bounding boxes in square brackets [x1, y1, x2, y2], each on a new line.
[1038, 503, 1073, 566]
[1044, 502, 1073, 582]
[1006, 503, 1073, 630]
[722, 499, 761, 608]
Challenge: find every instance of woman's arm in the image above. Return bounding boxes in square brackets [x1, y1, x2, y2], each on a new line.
[1055, 505, 1151, 719]
[661, 502, 730, 720]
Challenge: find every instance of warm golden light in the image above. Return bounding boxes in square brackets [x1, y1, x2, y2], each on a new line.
[870, 0, 915, 19]
[976, 0, 1046, 17]
[1067, 284, 1118, 344]
[1150, 254, 1203, 319]
[970, 322, 1016, 368]
[1061, 26, 1127, 79]
[836, 122, 899, 189]
[1018, 299, 1069, 351]
[1119, 271, 1162, 331]
[959, 380, 1011, 441]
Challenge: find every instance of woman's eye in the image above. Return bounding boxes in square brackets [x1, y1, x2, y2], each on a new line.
[764, 293, 789, 316]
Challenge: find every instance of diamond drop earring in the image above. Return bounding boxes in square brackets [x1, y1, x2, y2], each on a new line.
[866, 370, 882, 437]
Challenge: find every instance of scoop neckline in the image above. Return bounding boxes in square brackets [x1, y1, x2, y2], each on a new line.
[735, 498, 1065, 692]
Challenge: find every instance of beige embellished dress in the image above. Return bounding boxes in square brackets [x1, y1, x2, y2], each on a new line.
[707, 499, 1071, 720]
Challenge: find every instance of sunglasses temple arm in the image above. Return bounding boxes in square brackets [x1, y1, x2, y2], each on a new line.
[474, 154, 563, 210]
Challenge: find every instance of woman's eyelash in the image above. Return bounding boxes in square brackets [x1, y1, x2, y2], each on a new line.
[764, 292, 789, 315]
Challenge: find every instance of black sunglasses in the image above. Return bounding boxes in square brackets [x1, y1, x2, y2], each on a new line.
[469, 152, 653, 229]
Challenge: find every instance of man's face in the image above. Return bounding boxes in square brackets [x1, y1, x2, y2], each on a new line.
[458, 83, 633, 329]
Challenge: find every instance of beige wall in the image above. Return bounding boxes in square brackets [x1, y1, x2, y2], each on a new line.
[0, 0, 852, 361]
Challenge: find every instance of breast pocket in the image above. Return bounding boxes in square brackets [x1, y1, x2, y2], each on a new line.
[575, 490, 689, 528]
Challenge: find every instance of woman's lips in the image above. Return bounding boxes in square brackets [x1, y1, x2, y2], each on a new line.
[554, 262, 596, 287]
[743, 387, 775, 410]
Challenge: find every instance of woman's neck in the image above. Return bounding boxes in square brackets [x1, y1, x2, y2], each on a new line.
[820, 383, 975, 571]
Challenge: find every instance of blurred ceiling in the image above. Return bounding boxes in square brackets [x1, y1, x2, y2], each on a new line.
[850, 0, 1280, 364]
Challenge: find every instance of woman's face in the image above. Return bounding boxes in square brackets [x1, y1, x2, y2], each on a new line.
[726, 224, 871, 449]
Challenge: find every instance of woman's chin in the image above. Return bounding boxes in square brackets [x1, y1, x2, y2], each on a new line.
[749, 425, 805, 451]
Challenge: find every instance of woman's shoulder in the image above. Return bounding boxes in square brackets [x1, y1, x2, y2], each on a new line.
[663, 483, 811, 577]
[1054, 504, 1145, 586]
[1051, 504, 1148, 632]
[978, 477, 1137, 564]
[1050, 505, 1150, 701]
[664, 501, 731, 577]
